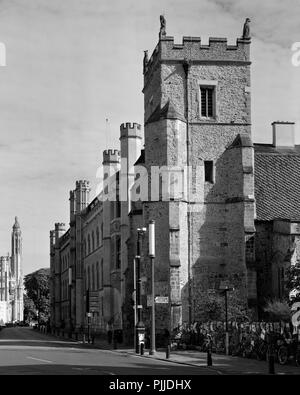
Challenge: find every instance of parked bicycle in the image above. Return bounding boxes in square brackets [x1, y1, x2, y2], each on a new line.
[277, 337, 300, 366]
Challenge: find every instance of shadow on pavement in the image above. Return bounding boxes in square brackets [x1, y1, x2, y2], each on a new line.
[0, 363, 217, 375]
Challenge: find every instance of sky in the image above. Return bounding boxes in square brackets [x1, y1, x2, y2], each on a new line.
[0, 0, 299, 275]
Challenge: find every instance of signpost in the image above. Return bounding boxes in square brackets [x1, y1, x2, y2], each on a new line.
[219, 282, 234, 356]
[155, 296, 169, 304]
[147, 296, 169, 306]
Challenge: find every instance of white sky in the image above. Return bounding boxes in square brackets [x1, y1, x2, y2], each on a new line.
[0, 0, 299, 274]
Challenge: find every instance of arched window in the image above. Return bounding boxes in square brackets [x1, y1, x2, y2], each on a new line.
[92, 264, 95, 291]
[84, 267, 88, 290]
[96, 262, 99, 290]
[92, 231, 95, 251]
[116, 236, 121, 269]
[88, 234, 91, 255]
[96, 227, 100, 247]
[87, 266, 90, 290]
[100, 259, 103, 288]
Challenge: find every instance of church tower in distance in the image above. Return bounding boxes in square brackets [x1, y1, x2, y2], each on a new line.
[10, 217, 24, 322]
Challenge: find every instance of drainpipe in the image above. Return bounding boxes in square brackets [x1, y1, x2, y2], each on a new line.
[183, 58, 192, 326]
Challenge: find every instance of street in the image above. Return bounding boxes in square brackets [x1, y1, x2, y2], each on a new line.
[0, 327, 214, 375]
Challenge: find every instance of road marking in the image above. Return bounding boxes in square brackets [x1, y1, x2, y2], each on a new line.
[102, 370, 116, 375]
[27, 356, 53, 364]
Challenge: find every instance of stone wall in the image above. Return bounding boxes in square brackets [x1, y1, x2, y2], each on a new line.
[142, 32, 253, 330]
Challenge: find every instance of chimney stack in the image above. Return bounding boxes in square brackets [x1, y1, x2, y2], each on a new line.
[272, 121, 295, 147]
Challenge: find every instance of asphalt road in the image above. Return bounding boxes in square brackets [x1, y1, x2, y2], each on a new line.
[0, 327, 215, 375]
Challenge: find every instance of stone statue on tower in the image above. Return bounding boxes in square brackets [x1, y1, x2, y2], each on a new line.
[242, 18, 251, 39]
[159, 15, 166, 38]
[143, 50, 149, 74]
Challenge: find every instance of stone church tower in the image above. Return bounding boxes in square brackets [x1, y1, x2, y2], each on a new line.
[141, 23, 255, 331]
[10, 217, 24, 322]
[0, 217, 24, 323]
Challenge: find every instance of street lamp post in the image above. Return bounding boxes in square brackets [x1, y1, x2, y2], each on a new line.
[135, 227, 146, 354]
[149, 220, 156, 355]
[133, 258, 137, 351]
[219, 283, 234, 356]
[68, 267, 72, 338]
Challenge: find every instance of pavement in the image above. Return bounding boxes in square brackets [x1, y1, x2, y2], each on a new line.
[82, 335, 300, 375]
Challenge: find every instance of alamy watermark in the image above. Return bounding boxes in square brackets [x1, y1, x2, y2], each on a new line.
[95, 159, 212, 213]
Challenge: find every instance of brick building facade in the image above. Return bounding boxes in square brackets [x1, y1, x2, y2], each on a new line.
[49, 20, 300, 344]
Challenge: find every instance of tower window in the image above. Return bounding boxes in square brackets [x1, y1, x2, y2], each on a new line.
[200, 86, 215, 118]
[96, 227, 100, 247]
[204, 161, 214, 183]
[116, 236, 121, 269]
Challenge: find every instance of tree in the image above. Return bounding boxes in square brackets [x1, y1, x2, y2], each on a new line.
[195, 291, 254, 322]
[23, 294, 36, 323]
[24, 268, 50, 325]
[286, 261, 300, 303]
[263, 299, 291, 321]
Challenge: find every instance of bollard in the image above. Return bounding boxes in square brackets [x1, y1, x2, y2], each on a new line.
[268, 347, 275, 374]
[207, 344, 213, 366]
[140, 342, 144, 355]
[166, 344, 170, 359]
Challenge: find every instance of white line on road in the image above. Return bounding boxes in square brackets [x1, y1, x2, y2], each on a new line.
[27, 356, 53, 364]
[102, 370, 116, 375]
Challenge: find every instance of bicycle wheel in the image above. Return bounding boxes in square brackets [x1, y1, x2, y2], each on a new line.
[277, 345, 288, 365]
[295, 349, 300, 367]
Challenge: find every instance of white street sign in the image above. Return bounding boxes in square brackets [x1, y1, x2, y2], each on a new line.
[155, 296, 169, 304]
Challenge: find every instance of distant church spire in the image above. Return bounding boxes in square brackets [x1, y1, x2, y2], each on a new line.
[10, 216, 24, 322]
[13, 216, 20, 230]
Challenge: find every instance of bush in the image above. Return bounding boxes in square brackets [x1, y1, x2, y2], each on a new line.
[263, 299, 291, 321]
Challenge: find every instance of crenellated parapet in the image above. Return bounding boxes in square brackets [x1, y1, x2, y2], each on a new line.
[54, 223, 65, 232]
[103, 149, 120, 164]
[144, 35, 251, 86]
[120, 122, 142, 140]
[75, 180, 90, 190]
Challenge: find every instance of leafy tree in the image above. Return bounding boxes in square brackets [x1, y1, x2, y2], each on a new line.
[23, 294, 36, 323]
[285, 261, 300, 303]
[263, 299, 291, 321]
[24, 268, 50, 325]
[196, 291, 254, 322]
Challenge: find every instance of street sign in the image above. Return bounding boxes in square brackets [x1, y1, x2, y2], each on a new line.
[155, 296, 169, 304]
